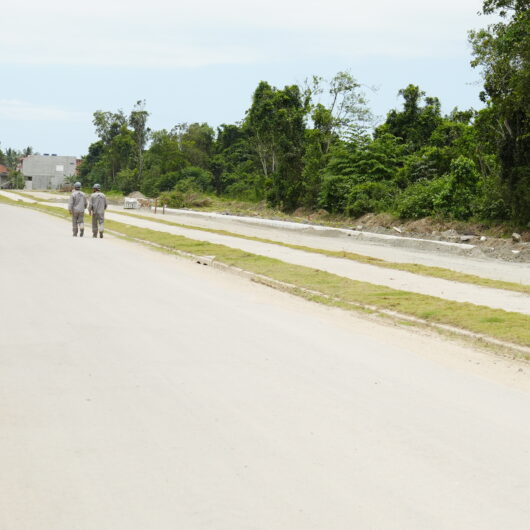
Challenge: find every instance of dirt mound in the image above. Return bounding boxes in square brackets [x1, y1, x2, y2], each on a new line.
[128, 191, 146, 199]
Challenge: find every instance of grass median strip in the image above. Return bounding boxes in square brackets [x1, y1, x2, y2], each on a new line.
[112, 209, 530, 296]
[3, 194, 530, 350]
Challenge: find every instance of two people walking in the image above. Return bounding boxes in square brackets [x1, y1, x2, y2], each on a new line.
[68, 183, 107, 238]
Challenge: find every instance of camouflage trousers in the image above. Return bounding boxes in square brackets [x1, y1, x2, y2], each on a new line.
[72, 211, 85, 235]
[92, 213, 105, 235]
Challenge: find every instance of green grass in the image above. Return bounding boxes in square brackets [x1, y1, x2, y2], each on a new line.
[2, 193, 529, 351]
[111, 208, 530, 296]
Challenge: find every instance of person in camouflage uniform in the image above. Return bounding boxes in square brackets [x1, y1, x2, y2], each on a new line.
[88, 184, 107, 238]
[68, 182, 87, 237]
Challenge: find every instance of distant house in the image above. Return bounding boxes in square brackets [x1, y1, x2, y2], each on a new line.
[0, 164, 8, 188]
[21, 154, 78, 190]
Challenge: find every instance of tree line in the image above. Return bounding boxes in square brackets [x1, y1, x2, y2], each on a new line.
[4, 1, 529, 225]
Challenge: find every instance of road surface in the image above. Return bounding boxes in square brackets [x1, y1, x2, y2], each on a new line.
[1, 203, 530, 530]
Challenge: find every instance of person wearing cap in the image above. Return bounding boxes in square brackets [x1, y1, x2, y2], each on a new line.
[68, 181, 88, 237]
[88, 183, 107, 238]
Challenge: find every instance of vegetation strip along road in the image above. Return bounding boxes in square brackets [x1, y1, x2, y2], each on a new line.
[2, 194, 530, 352]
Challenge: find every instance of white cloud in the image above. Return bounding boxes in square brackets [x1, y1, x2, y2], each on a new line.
[0, 0, 490, 67]
[0, 100, 90, 122]
[3, 0, 485, 30]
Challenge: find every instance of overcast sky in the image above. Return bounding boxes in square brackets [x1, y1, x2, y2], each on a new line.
[1, 0, 493, 156]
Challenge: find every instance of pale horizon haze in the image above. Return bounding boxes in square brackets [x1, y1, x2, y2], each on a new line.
[0, 0, 495, 157]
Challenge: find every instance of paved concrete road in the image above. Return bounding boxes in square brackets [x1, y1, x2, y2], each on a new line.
[2, 203, 530, 530]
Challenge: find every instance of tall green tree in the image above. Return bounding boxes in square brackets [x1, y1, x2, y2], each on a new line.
[145, 129, 186, 175]
[7, 169, 25, 189]
[86, 104, 150, 190]
[78, 141, 105, 186]
[175, 123, 215, 169]
[319, 134, 404, 215]
[307, 71, 372, 145]
[469, 0, 530, 222]
[245, 81, 307, 210]
[93, 110, 128, 145]
[376, 85, 443, 151]
[128, 100, 150, 185]
[211, 124, 255, 197]
[4, 148, 21, 171]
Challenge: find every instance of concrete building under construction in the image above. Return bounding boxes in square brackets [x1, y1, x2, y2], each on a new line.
[22, 154, 78, 190]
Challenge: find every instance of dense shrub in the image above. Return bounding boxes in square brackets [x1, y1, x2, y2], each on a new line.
[116, 168, 137, 195]
[158, 178, 213, 209]
[433, 156, 479, 220]
[158, 190, 185, 208]
[346, 181, 398, 218]
[474, 172, 509, 220]
[396, 156, 480, 220]
[318, 175, 350, 213]
[178, 166, 213, 192]
[395, 177, 448, 219]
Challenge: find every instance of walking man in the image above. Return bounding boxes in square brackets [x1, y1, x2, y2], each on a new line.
[68, 181, 87, 237]
[88, 183, 107, 238]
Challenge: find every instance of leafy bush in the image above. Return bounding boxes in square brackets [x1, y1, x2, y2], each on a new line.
[396, 156, 480, 220]
[397, 147, 441, 185]
[184, 193, 213, 208]
[157, 171, 180, 191]
[178, 166, 213, 192]
[224, 176, 261, 201]
[158, 178, 213, 209]
[474, 172, 509, 220]
[158, 190, 185, 208]
[346, 181, 398, 218]
[395, 177, 449, 219]
[7, 170, 25, 189]
[318, 174, 350, 213]
[174, 178, 201, 194]
[116, 169, 137, 195]
[433, 156, 479, 220]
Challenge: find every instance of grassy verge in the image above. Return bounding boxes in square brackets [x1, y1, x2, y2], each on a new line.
[112, 209, 530, 296]
[2, 194, 530, 351]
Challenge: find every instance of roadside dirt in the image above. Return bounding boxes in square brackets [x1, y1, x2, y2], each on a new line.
[290, 209, 530, 263]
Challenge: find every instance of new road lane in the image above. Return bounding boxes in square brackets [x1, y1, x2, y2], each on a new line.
[1, 203, 530, 530]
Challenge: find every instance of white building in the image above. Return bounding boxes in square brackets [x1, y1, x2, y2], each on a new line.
[22, 154, 78, 190]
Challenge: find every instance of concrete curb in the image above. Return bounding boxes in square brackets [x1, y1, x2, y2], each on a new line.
[144, 206, 480, 257]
